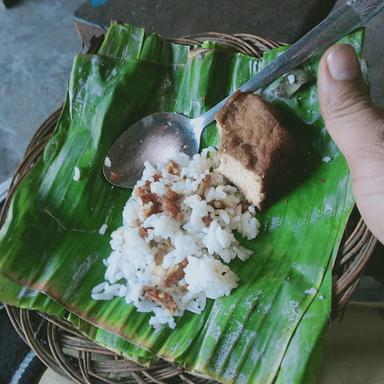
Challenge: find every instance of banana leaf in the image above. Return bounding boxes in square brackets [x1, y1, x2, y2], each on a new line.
[0, 274, 155, 365]
[0, 24, 365, 383]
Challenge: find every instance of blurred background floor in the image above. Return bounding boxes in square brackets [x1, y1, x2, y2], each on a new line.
[0, 0, 83, 182]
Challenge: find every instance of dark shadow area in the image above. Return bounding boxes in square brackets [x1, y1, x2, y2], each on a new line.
[3, 0, 23, 8]
[300, 0, 338, 36]
[0, 308, 45, 383]
[264, 97, 321, 210]
[365, 244, 384, 285]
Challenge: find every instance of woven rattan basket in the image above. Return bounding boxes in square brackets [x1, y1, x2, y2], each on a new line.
[3, 32, 377, 384]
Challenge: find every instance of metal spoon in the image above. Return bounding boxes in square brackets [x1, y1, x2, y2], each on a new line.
[104, 0, 384, 188]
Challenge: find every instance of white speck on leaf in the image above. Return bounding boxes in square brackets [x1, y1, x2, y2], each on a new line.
[98, 223, 108, 235]
[304, 287, 317, 295]
[92, 83, 104, 98]
[287, 74, 296, 84]
[212, 319, 243, 371]
[282, 300, 300, 323]
[261, 303, 272, 315]
[322, 156, 332, 163]
[73, 166, 81, 181]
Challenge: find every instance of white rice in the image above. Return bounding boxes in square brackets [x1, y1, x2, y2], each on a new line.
[92, 147, 260, 329]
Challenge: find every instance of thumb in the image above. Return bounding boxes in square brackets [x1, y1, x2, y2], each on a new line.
[318, 44, 384, 175]
[318, 44, 384, 243]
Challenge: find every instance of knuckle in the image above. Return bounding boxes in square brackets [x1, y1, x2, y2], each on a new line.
[327, 90, 372, 121]
[324, 89, 384, 137]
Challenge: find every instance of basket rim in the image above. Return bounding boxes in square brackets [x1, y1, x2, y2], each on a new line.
[2, 30, 378, 384]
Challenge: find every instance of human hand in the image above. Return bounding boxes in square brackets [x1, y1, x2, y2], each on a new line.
[318, 44, 384, 244]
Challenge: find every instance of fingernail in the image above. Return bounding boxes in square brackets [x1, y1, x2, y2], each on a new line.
[327, 45, 359, 81]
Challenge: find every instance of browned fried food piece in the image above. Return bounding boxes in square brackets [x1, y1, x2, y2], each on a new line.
[166, 160, 181, 175]
[142, 287, 177, 312]
[138, 227, 148, 238]
[154, 239, 172, 265]
[202, 215, 213, 226]
[164, 259, 188, 288]
[216, 92, 295, 210]
[196, 174, 212, 196]
[161, 188, 183, 221]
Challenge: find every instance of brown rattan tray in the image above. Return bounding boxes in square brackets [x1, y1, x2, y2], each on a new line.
[2, 32, 377, 384]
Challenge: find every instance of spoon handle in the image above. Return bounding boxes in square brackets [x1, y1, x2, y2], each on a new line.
[192, 0, 384, 131]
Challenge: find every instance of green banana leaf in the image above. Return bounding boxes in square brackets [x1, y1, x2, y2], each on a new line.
[0, 24, 365, 383]
[0, 274, 155, 365]
[0, 273, 66, 317]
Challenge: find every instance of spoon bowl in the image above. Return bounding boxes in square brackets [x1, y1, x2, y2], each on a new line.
[103, 112, 202, 188]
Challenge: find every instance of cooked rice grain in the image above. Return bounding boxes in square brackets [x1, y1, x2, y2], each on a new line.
[92, 148, 260, 328]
